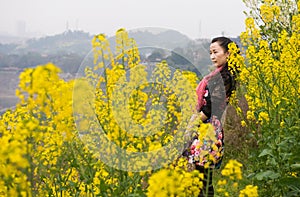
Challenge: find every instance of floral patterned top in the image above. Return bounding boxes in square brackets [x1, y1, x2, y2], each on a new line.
[185, 64, 236, 169]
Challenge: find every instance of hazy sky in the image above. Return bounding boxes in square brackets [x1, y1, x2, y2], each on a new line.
[0, 0, 248, 39]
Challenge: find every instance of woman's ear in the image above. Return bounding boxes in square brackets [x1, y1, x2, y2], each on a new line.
[226, 51, 230, 58]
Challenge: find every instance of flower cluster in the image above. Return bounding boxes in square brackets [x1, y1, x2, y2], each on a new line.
[216, 160, 258, 197]
[221, 160, 243, 180]
[239, 185, 259, 197]
[147, 158, 204, 197]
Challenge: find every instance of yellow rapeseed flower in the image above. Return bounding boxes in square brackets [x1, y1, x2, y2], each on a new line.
[239, 185, 259, 197]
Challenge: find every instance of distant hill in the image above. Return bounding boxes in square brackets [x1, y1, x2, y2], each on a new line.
[0, 29, 240, 75]
[15, 30, 93, 55]
[0, 29, 192, 55]
[0, 35, 28, 44]
[0, 30, 240, 73]
[130, 29, 191, 48]
[106, 29, 192, 52]
[0, 29, 195, 72]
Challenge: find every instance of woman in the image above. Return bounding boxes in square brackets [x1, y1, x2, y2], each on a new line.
[185, 37, 237, 197]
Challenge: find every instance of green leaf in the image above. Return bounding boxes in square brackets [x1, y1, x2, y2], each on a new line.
[291, 164, 300, 169]
[258, 148, 273, 157]
[255, 170, 280, 181]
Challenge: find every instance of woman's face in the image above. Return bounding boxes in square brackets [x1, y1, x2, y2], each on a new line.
[209, 41, 229, 68]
